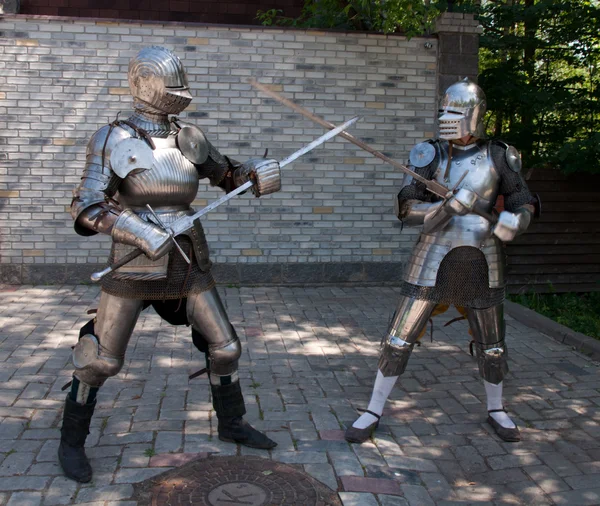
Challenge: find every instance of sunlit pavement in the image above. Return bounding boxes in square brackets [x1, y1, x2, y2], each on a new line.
[0, 284, 599, 506]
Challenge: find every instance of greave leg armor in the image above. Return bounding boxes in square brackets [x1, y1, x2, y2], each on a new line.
[378, 297, 437, 377]
[467, 304, 508, 384]
[187, 289, 276, 449]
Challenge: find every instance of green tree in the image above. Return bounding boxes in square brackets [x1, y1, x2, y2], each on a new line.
[257, 0, 442, 38]
[473, 0, 600, 173]
[258, 0, 600, 173]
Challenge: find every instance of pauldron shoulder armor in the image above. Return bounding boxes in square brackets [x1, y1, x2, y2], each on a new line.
[172, 118, 209, 165]
[409, 140, 436, 168]
[492, 140, 522, 173]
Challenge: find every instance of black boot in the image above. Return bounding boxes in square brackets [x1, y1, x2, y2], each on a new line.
[58, 395, 95, 483]
[218, 416, 278, 449]
[211, 382, 277, 450]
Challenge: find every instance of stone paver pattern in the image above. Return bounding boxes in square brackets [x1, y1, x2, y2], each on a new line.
[0, 284, 599, 506]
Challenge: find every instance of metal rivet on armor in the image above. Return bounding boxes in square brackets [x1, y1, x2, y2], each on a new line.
[129, 156, 136, 163]
[471, 159, 476, 165]
[456, 161, 461, 166]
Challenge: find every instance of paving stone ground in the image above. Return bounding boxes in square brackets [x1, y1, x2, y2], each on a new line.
[0, 284, 599, 506]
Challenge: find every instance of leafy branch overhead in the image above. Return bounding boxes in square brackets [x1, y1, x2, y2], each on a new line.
[474, 0, 600, 174]
[257, 0, 600, 174]
[257, 0, 442, 39]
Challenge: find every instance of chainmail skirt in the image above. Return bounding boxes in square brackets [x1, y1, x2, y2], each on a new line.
[101, 237, 215, 300]
[400, 246, 505, 309]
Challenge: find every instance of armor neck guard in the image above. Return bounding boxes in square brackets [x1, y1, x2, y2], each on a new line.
[451, 140, 482, 151]
[130, 106, 173, 136]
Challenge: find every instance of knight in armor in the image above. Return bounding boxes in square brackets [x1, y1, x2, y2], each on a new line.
[59, 47, 282, 483]
[345, 78, 539, 444]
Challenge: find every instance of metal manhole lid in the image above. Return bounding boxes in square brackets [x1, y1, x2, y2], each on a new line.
[133, 455, 341, 506]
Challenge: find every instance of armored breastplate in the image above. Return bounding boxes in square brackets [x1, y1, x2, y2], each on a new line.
[117, 135, 199, 211]
[431, 140, 500, 244]
[110, 118, 207, 281]
[404, 140, 505, 288]
[436, 140, 500, 215]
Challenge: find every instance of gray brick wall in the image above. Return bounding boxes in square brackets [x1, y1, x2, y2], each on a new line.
[0, 15, 478, 284]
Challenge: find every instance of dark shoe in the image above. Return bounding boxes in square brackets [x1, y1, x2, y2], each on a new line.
[58, 395, 95, 483]
[344, 410, 381, 444]
[487, 408, 521, 442]
[218, 416, 277, 449]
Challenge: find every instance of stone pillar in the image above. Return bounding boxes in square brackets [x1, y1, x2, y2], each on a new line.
[0, 0, 20, 14]
[435, 12, 482, 99]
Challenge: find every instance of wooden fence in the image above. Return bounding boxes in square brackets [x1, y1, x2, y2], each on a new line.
[506, 168, 600, 294]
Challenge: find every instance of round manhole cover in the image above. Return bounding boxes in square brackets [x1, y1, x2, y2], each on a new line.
[207, 482, 268, 505]
[133, 455, 341, 506]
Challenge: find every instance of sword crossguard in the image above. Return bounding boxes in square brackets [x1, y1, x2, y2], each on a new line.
[145, 204, 191, 264]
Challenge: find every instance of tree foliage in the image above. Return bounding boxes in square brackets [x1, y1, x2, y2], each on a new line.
[256, 0, 441, 39]
[471, 0, 600, 173]
[257, 0, 600, 173]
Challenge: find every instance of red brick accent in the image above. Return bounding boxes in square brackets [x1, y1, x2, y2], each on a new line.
[341, 476, 403, 496]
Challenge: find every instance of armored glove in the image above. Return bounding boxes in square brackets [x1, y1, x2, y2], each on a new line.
[444, 188, 477, 216]
[493, 210, 528, 242]
[233, 158, 281, 197]
[422, 188, 477, 234]
[112, 208, 173, 260]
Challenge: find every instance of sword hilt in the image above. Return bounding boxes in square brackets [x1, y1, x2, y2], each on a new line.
[90, 248, 144, 282]
[145, 204, 191, 264]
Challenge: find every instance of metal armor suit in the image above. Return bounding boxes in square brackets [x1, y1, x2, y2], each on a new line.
[345, 78, 539, 446]
[382, 78, 537, 383]
[59, 47, 280, 483]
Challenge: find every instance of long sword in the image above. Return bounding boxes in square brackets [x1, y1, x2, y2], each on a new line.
[91, 116, 360, 282]
[167, 115, 360, 237]
[248, 79, 497, 224]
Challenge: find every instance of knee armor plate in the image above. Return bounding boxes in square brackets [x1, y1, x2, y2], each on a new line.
[208, 337, 241, 376]
[73, 334, 124, 385]
[379, 335, 414, 377]
[474, 341, 509, 384]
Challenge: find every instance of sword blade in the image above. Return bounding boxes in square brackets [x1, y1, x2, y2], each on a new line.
[169, 117, 360, 236]
[170, 180, 254, 237]
[279, 116, 360, 168]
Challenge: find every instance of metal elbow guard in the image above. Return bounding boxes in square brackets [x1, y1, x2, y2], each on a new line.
[208, 337, 242, 376]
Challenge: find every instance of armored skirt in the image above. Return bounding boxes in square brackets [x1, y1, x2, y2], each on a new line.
[399, 246, 506, 309]
[101, 236, 215, 300]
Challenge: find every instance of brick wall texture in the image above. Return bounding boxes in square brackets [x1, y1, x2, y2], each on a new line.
[0, 15, 478, 284]
[20, 0, 304, 25]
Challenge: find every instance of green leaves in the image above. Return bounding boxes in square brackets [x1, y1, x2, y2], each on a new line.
[256, 0, 442, 38]
[472, 0, 600, 173]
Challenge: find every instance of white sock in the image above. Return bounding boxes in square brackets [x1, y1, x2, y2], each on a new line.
[484, 380, 515, 429]
[352, 370, 399, 429]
